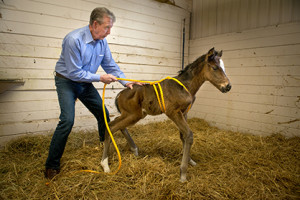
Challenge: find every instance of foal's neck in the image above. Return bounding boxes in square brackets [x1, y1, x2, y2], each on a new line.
[176, 72, 205, 97]
[184, 77, 205, 97]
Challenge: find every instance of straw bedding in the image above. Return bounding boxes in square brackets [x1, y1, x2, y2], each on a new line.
[0, 118, 299, 199]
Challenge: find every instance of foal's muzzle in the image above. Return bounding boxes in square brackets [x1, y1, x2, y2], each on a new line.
[221, 83, 231, 93]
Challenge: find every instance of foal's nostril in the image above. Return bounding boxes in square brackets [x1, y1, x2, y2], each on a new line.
[221, 84, 231, 93]
[226, 84, 231, 92]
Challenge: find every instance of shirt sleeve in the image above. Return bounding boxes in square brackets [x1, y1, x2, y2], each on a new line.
[63, 37, 100, 82]
[101, 40, 129, 86]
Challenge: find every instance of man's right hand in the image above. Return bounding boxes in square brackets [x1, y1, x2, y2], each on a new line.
[100, 74, 117, 84]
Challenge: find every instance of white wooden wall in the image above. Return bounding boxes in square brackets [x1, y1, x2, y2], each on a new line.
[0, 0, 191, 145]
[189, 0, 300, 137]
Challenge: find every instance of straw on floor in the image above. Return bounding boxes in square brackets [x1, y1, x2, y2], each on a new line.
[0, 118, 299, 199]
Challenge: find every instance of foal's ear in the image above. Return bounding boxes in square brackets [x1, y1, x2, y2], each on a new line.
[208, 47, 215, 55]
[218, 50, 223, 57]
[207, 47, 215, 61]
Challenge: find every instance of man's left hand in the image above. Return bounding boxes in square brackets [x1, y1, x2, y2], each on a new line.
[125, 82, 144, 89]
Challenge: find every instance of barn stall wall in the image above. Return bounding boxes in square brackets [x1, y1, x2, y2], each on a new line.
[0, 0, 192, 146]
[188, 0, 300, 137]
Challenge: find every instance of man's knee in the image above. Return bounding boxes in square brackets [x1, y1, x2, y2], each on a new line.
[58, 115, 74, 130]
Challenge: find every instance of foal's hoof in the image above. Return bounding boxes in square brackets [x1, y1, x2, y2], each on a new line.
[189, 159, 197, 166]
[131, 147, 139, 157]
[100, 158, 111, 173]
[180, 177, 187, 183]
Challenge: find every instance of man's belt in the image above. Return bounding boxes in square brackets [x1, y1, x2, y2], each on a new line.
[55, 72, 68, 80]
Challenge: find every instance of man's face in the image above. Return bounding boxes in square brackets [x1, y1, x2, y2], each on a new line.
[90, 16, 113, 40]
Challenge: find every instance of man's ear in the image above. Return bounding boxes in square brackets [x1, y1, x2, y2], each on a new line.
[92, 20, 99, 28]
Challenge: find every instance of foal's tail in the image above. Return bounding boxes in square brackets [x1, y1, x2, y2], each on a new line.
[115, 92, 121, 113]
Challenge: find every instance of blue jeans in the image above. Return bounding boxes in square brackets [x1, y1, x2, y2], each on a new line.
[45, 76, 110, 170]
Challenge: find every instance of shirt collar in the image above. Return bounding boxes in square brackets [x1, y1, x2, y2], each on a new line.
[84, 25, 95, 44]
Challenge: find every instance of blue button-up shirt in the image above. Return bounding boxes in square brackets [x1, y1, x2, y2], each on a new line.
[55, 25, 128, 85]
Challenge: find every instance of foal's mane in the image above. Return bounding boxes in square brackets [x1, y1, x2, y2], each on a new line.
[177, 54, 206, 80]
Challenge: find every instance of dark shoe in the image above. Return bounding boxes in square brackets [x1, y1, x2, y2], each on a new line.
[44, 168, 60, 179]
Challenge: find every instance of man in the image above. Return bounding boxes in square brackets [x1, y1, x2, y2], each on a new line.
[45, 7, 140, 179]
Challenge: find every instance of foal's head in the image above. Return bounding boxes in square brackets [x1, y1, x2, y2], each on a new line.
[203, 48, 231, 93]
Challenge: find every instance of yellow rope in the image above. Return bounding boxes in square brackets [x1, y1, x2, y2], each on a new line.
[157, 83, 165, 112]
[76, 76, 190, 176]
[152, 84, 164, 112]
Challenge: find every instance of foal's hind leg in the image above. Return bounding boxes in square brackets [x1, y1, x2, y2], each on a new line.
[101, 114, 142, 173]
[101, 129, 111, 172]
[101, 116, 124, 173]
[121, 128, 138, 156]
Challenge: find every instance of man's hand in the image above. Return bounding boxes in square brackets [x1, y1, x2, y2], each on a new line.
[125, 82, 144, 89]
[100, 74, 117, 84]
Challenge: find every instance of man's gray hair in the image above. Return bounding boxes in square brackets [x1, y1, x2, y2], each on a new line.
[89, 7, 116, 25]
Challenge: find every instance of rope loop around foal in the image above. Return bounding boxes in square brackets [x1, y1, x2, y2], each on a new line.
[118, 77, 191, 113]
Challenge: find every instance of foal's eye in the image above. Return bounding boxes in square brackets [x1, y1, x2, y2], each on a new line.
[212, 66, 218, 71]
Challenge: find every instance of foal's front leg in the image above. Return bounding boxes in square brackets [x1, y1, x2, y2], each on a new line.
[181, 112, 197, 166]
[167, 111, 194, 182]
[180, 132, 197, 166]
[180, 129, 193, 182]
